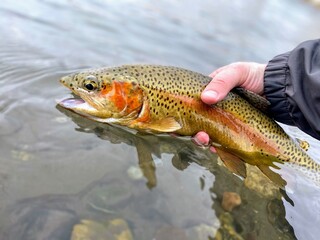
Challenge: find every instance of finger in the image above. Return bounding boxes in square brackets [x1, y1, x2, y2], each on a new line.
[208, 65, 228, 78]
[192, 131, 210, 146]
[202, 67, 242, 104]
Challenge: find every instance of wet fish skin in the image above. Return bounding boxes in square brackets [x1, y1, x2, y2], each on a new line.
[59, 65, 320, 184]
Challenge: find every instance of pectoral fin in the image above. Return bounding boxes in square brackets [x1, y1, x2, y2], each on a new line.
[147, 117, 182, 132]
[132, 117, 182, 133]
[216, 149, 247, 178]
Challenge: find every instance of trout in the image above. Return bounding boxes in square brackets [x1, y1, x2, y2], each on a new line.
[58, 65, 320, 186]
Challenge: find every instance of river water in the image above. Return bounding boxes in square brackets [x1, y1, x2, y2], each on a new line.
[0, 0, 320, 239]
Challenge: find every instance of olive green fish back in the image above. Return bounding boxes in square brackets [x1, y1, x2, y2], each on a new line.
[104, 65, 210, 97]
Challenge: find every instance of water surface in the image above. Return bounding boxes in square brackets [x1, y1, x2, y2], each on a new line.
[1, 0, 320, 239]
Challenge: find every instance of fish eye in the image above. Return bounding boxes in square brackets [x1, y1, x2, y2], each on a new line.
[83, 75, 98, 91]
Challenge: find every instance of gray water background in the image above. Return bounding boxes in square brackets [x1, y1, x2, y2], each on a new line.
[1, 0, 320, 239]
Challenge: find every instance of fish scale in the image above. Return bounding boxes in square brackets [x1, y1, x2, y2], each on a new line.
[59, 64, 320, 186]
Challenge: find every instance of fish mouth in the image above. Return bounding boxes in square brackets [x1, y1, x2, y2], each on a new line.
[57, 88, 101, 115]
[58, 96, 120, 123]
[58, 83, 100, 111]
[57, 91, 115, 121]
[58, 74, 96, 111]
[58, 97, 96, 111]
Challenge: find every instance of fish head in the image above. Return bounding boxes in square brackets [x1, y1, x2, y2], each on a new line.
[58, 69, 144, 122]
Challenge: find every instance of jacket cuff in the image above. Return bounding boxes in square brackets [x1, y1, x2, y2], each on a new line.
[264, 52, 295, 125]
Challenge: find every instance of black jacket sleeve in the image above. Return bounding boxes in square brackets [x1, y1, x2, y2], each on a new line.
[264, 39, 320, 140]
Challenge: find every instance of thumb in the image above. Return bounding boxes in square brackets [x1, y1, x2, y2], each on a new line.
[201, 67, 242, 104]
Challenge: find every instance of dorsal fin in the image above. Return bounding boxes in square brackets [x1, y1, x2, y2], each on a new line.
[233, 87, 270, 114]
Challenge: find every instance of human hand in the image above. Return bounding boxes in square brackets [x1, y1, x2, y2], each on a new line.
[193, 62, 266, 151]
[201, 62, 266, 104]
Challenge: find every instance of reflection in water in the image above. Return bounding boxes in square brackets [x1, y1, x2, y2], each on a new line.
[1, 0, 320, 239]
[1, 107, 295, 239]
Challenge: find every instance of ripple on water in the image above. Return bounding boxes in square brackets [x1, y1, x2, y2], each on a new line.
[0, 114, 22, 137]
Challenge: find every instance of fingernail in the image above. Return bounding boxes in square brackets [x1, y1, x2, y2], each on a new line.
[203, 90, 218, 100]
